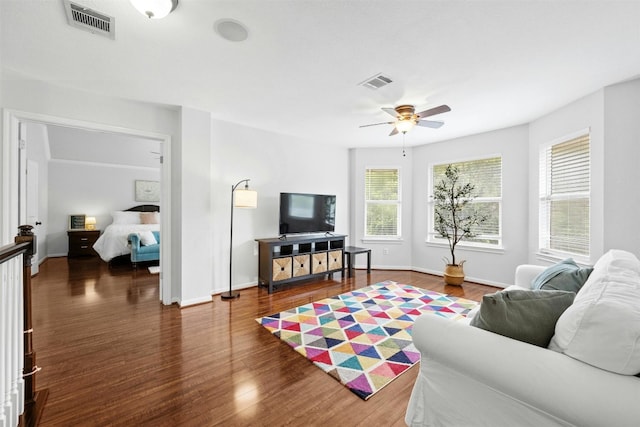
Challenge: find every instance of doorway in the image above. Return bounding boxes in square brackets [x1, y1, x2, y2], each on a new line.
[3, 109, 173, 304]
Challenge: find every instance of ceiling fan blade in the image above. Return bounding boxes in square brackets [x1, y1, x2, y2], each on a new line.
[417, 104, 451, 119]
[389, 127, 399, 136]
[359, 121, 394, 128]
[417, 120, 445, 129]
[381, 107, 398, 118]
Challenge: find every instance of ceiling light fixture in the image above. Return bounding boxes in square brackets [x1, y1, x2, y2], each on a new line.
[395, 118, 417, 134]
[360, 104, 450, 136]
[129, 0, 178, 19]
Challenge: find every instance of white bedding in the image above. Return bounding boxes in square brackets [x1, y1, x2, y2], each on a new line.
[93, 224, 160, 262]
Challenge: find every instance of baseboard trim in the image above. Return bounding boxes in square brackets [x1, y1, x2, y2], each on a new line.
[412, 266, 508, 288]
[46, 253, 67, 258]
[178, 295, 212, 308]
[211, 281, 256, 297]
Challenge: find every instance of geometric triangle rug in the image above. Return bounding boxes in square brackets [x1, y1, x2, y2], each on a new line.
[256, 280, 478, 400]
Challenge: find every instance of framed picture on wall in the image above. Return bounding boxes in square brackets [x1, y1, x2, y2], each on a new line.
[135, 180, 160, 202]
[69, 214, 86, 230]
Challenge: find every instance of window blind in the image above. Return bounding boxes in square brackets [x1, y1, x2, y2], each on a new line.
[431, 157, 502, 245]
[365, 168, 400, 237]
[540, 133, 590, 256]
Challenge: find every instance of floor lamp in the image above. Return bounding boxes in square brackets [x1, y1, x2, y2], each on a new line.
[221, 179, 257, 300]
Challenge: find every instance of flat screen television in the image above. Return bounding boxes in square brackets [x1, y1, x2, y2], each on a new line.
[279, 192, 336, 235]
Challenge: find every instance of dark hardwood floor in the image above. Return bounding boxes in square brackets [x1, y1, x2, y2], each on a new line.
[31, 256, 500, 426]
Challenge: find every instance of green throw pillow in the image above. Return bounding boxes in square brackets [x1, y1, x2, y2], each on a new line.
[470, 289, 576, 347]
[531, 258, 593, 293]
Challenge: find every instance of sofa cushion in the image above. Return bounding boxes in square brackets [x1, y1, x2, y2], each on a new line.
[470, 289, 575, 347]
[531, 258, 593, 293]
[139, 230, 158, 246]
[549, 249, 640, 375]
[140, 212, 160, 224]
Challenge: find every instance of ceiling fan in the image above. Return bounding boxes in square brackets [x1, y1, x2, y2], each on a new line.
[360, 104, 451, 136]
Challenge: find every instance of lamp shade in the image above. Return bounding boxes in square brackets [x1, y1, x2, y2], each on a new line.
[129, 0, 178, 19]
[395, 118, 416, 134]
[85, 216, 97, 230]
[234, 189, 258, 208]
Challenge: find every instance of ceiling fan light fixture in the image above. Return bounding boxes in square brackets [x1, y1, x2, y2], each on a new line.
[129, 0, 178, 19]
[395, 118, 416, 134]
[360, 103, 450, 136]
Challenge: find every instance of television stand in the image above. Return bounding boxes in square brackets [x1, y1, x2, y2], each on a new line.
[256, 234, 346, 293]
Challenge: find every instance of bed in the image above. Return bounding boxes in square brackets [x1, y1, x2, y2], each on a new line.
[92, 205, 160, 263]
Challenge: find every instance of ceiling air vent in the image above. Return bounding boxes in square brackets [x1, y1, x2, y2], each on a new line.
[359, 73, 393, 90]
[64, 0, 115, 40]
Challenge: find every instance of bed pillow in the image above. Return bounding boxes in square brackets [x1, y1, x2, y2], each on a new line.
[112, 211, 141, 225]
[139, 231, 158, 246]
[470, 289, 576, 347]
[531, 258, 593, 293]
[140, 212, 159, 224]
[548, 249, 640, 375]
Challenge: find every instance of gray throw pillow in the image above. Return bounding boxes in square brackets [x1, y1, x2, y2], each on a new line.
[531, 258, 593, 293]
[470, 289, 576, 347]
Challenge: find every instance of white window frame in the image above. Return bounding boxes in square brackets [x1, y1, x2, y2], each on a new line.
[427, 155, 503, 251]
[538, 129, 591, 263]
[364, 167, 402, 240]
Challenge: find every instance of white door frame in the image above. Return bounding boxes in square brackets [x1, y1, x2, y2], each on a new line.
[2, 109, 173, 305]
[26, 159, 40, 275]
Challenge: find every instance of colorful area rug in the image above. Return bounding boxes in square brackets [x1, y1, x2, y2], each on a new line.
[256, 281, 477, 400]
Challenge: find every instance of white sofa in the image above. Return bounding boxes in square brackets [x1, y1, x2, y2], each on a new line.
[405, 250, 640, 427]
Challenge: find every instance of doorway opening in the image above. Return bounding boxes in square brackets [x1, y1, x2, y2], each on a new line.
[2, 109, 173, 304]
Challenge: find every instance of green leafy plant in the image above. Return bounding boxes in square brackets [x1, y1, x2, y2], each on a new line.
[433, 164, 488, 266]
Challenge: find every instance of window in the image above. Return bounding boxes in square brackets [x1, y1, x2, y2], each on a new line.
[365, 168, 401, 238]
[429, 157, 502, 247]
[539, 132, 590, 258]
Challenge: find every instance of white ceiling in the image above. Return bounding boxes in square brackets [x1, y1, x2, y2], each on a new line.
[2, 0, 640, 150]
[46, 125, 161, 169]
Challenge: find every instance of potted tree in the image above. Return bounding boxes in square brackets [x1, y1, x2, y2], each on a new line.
[433, 164, 488, 285]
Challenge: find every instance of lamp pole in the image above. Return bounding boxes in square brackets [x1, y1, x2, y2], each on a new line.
[222, 179, 251, 300]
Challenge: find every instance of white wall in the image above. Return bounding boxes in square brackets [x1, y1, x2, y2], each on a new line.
[47, 161, 159, 256]
[351, 78, 640, 286]
[177, 107, 213, 306]
[528, 89, 605, 264]
[211, 119, 350, 295]
[527, 78, 640, 265]
[1, 73, 349, 304]
[349, 147, 414, 270]
[603, 78, 640, 254]
[411, 125, 530, 287]
[2, 71, 179, 137]
[6, 70, 639, 301]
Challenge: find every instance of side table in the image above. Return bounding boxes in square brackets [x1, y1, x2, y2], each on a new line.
[343, 246, 371, 278]
[68, 229, 100, 258]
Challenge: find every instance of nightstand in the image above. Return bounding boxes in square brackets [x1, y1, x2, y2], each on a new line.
[67, 229, 100, 258]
